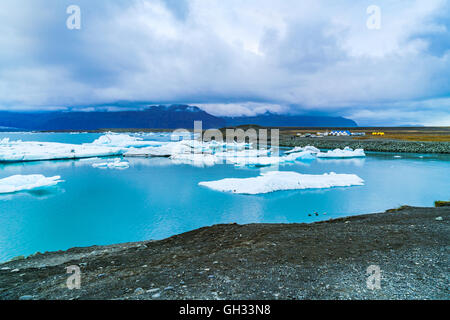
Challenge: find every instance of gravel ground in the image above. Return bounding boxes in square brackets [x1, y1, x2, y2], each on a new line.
[280, 136, 450, 154]
[0, 206, 448, 300]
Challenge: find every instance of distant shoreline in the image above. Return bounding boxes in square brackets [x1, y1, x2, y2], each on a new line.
[280, 136, 450, 154]
[0, 206, 448, 300]
[1, 127, 449, 154]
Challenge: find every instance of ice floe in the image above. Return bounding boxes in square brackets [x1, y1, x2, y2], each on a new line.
[170, 153, 219, 167]
[225, 156, 292, 167]
[199, 171, 364, 194]
[285, 146, 320, 154]
[92, 159, 130, 169]
[284, 151, 317, 161]
[1, 134, 366, 171]
[214, 149, 271, 158]
[0, 175, 63, 194]
[125, 141, 319, 168]
[0, 139, 122, 162]
[125, 141, 192, 157]
[89, 133, 163, 148]
[124, 140, 251, 159]
[316, 147, 366, 158]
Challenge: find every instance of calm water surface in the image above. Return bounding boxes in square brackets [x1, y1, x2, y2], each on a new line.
[0, 133, 449, 261]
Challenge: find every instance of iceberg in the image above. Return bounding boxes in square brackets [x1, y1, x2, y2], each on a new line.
[92, 159, 130, 169]
[199, 171, 364, 194]
[285, 146, 320, 154]
[124, 139, 257, 160]
[188, 140, 251, 152]
[124, 142, 192, 157]
[89, 133, 163, 148]
[124, 139, 322, 168]
[0, 175, 63, 194]
[0, 139, 122, 162]
[170, 153, 219, 167]
[282, 146, 320, 161]
[316, 147, 366, 158]
[284, 151, 317, 161]
[285, 146, 365, 159]
[223, 151, 315, 167]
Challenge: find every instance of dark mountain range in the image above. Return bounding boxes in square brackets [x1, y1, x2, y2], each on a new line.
[0, 105, 225, 130]
[0, 105, 357, 131]
[224, 112, 357, 127]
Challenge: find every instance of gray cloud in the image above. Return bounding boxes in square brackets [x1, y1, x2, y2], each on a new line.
[0, 0, 449, 125]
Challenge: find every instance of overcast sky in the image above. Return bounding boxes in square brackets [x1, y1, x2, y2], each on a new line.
[0, 0, 449, 125]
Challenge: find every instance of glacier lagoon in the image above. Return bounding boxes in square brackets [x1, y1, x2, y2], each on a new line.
[0, 132, 449, 261]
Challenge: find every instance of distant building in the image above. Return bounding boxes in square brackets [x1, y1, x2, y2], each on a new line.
[328, 130, 366, 136]
[330, 130, 350, 136]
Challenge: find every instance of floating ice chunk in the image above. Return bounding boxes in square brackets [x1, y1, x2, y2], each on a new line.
[123, 139, 257, 159]
[221, 142, 250, 151]
[225, 151, 316, 167]
[283, 146, 319, 161]
[226, 156, 292, 167]
[199, 171, 364, 194]
[214, 149, 270, 158]
[90, 133, 163, 148]
[316, 147, 365, 158]
[136, 132, 171, 138]
[285, 146, 320, 154]
[0, 175, 63, 194]
[0, 140, 122, 162]
[125, 142, 192, 157]
[170, 153, 219, 167]
[92, 159, 129, 169]
[92, 162, 109, 168]
[110, 161, 130, 169]
[78, 157, 102, 162]
[177, 139, 214, 153]
[196, 140, 251, 152]
[284, 151, 316, 161]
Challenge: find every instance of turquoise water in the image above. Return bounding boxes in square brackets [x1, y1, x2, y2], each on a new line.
[0, 133, 449, 261]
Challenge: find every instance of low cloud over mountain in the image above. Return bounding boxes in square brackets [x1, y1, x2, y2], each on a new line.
[0, 1, 449, 125]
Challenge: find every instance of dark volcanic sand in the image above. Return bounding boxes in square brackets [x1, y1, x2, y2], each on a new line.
[0, 206, 448, 300]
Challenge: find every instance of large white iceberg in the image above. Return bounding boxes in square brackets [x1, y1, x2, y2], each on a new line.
[89, 133, 163, 148]
[316, 147, 366, 158]
[0, 175, 63, 194]
[0, 139, 122, 162]
[199, 171, 364, 194]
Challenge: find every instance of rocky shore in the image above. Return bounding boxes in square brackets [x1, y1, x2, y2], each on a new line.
[0, 206, 448, 300]
[280, 136, 450, 154]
